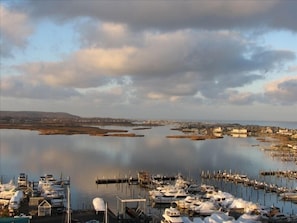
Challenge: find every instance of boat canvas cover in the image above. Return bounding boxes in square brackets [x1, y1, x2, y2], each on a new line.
[92, 197, 105, 212]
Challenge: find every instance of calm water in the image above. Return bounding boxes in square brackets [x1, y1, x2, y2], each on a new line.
[0, 123, 296, 214]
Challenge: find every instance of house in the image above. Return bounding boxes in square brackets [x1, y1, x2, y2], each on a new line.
[231, 128, 247, 134]
[213, 127, 222, 133]
[38, 199, 51, 216]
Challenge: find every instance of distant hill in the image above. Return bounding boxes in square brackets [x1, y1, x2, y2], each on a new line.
[0, 111, 80, 119]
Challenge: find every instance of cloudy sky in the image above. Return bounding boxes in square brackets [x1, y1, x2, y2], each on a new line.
[1, 0, 297, 121]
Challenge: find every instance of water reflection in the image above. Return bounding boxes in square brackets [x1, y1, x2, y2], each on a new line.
[0, 126, 296, 213]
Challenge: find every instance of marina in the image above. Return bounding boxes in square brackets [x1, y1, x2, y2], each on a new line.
[201, 170, 297, 202]
[2, 171, 297, 222]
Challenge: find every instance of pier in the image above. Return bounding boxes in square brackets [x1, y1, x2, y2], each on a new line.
[260, 170, 297, 178]
[95, 172, 177, 185]
[200, 170, 297, 202]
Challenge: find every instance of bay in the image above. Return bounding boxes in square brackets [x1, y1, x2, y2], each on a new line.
[0, 124, 296, 214]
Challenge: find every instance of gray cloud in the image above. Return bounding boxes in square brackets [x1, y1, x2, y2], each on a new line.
[15, 0, 297, 32]
[264, 77, 297, 105]
[3, 29, 295, 105]
[2, 0, 297, 120]
[1, 76, 80, 99]
[0, 4, 33, 57]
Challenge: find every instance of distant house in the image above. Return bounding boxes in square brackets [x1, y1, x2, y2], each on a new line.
[277, 128, 291, 135]
[138, 171, 151, 185]
[231, 128, 247, 134]
[264, 127, 273, 134]
[213, 127, 222, 133]
[38, 200, 51, 216]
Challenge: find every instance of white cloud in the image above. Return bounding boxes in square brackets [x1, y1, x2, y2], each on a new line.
[1, 1, 297, 121]
[3, 29, 294, 106]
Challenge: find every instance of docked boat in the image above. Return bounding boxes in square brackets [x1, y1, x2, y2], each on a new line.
[161, 206, 184, 223]
[0, 180, 16, 193]
[175, 195, 201, 210]
[38, 174, 62, 191]
[0, 181, 16, 200]
[152, 189, 188, 204]
[279, 192, 297, 201]
[269, 213, 292, 223]
[17, 173, 28, 188]
[186, 184, 201, 194]
[191, 201, 221, 216]
[8, 190, 24, 211]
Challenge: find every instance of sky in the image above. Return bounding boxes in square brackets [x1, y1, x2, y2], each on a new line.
[0, 0, 297, 122]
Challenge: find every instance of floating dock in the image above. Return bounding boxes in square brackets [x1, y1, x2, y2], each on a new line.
[95, 172, 177, 185]
[260, 170, 297, 178]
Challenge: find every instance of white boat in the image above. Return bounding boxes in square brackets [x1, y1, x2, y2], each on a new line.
[269, 213, 291, 222]
[0, 187, 16, 200]
[174, 175, 190, 189]
[186, 184, 201, 194]
[161, 206, 184, 223]
[152, 189, 188, 204]
[17, 173, 27, 188]
[149, 175, 189, 198]
[280, 192, 297, 201]
[176, 195, 201, 210]
[42, 188, 64, 199]
[192, 201, 221, 216]
[0, 180, 16, 193]
[189, 200, 203, 212]
[203, 212, 235, 222]
[8, 190, 24, 211]
[149, 185, 178, 197]
[38, 174, 62, 191]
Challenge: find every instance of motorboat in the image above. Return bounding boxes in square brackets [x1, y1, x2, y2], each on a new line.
[186, 184, 201, 194]
[152, 189, 188, 204]
[161, 206, 184, 223]
[174, 175, 190, 189]
[8, 190, 24, 211]
[175, 195, 201, 210]
[279, 192, 297, 201]
[0, 180, 16, 193]
[269, 213, 291, 222]
[17, 173, 28, 188]
[149, 185, 178, 198]
[38, 174, 62, 191]
[192, 201, 221, 216]
[0, 184, 16, 200]
[42, 188, 65, 199]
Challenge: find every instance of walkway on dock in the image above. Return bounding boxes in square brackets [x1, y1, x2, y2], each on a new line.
[201, 170, 297, 201]
[95, 174, 176, 185]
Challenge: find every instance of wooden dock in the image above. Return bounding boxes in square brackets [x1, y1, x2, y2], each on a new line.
[95, 173, 177, 185]
[95, 177, 137, 184]
[260, 170, 297, 178]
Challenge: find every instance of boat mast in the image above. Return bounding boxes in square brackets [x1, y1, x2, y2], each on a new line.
[105, 202, 108, 223]
[67, 185, 71, 223]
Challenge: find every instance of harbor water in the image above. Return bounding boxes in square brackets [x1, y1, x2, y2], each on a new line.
[0, 122, 296, 215]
